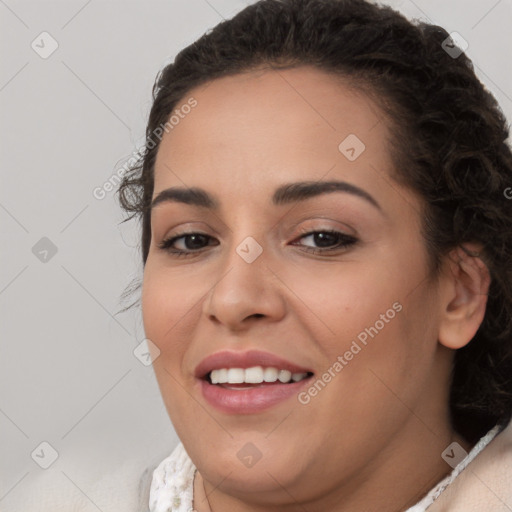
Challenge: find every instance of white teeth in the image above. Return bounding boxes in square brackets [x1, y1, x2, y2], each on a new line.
[262, 367, 278, 382]
[209, 366, 310, 385]
[278, 370, 292, 383]
[244, 366, 264, 383]
[227, 368, 245, 383]
[210, 368, 228, 384]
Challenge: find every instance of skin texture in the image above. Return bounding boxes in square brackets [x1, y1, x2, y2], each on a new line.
[142, 66, 490, 512]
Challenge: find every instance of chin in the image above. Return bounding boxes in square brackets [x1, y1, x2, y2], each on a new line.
[197, 438, 304, 491]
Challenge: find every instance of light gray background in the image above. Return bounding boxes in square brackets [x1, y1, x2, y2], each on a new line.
[1, 0, 511, 509]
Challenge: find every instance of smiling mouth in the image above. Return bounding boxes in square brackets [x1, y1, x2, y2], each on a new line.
[204, 366, 315, 388]
[199, 366, 315, 414]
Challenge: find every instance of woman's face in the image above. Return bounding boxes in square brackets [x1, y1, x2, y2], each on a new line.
[142, 66, 454, 505]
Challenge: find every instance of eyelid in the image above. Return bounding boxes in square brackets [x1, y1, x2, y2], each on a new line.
[156, 220, 218, 240]
[285, 216, 359, 240]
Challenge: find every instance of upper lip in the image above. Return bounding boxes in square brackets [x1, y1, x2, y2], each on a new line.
[194, 349, 314, 379]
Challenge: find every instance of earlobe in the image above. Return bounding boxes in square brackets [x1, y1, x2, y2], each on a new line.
[438, 244, 491, 350]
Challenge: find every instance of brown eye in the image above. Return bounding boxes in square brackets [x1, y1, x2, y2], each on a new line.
[157, 232, 217, 257]
[292, 230, 358, 253]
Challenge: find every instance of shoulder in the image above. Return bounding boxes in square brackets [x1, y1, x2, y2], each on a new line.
[429, 420, 512, 512]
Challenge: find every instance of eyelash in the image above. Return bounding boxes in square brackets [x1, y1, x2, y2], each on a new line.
[157, 229, 358, 258]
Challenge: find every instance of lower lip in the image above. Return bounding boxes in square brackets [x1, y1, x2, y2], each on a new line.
[199, 377, 313, 414]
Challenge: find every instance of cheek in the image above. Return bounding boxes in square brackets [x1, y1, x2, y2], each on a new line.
[141, 265, 193, 368]
[281, 258, 408, 348]
[284, 248, 437, 390]
[141, 268, 193, 421]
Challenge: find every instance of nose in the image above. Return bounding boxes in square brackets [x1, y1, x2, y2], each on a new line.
[201, 239, 287, 331]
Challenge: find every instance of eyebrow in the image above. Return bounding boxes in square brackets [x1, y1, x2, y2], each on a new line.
[150, 180, 382, 212]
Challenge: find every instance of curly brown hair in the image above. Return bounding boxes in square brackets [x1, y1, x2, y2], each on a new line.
[116, 0, 512, 444]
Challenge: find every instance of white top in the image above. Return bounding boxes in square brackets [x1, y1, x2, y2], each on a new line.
[148, 424, 503, 512]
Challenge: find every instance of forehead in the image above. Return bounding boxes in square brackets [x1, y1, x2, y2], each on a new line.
[153, 65, 393, 195]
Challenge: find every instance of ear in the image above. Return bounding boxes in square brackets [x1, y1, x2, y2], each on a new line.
[438, 244, 491, 350]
